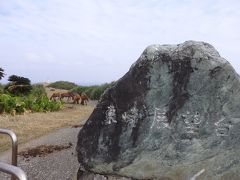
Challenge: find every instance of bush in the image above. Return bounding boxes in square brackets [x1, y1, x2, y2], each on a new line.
[0, 84, 4, 94]
[0, 94, 26, 114]
[47, 81, 78, 90]
[22, 95, 35, 110]
[31, 96, 63, 112]
[70, 82, 115, 100]
[31, 84, 47, 97]
[0, 94, 16, 113]
[0, 94, 63, 115]
[15, 101, 26, 114]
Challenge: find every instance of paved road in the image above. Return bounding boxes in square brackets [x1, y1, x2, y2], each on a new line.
[0, 127, 81, 180]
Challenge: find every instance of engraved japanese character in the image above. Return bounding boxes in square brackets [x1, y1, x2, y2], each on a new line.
[105, 105, 117, 125]
[215, 117, 232, 137]
[151, 107, 170, 129]
[122, 106, 138, 126]
[182, 111, 202, 134]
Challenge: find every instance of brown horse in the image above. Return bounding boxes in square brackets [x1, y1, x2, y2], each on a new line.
[60, 92, 75, 101]
[72, 93, 81, 104]
[80, 94, 89, 105]
[50, 92, 61, 101]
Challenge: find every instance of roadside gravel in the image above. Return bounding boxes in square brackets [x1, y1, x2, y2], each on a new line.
[0, 126, 82, 180]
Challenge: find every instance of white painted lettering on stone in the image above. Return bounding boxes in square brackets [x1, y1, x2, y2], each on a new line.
[105, 105, 117, 125]
[122, 106, 138, 127]
[182, 111, 202, 134]
[122, 106, 138, 126]
[215, 117, 232, 137]
[122, 112, 128, 122]
[151, 107, 170, 129]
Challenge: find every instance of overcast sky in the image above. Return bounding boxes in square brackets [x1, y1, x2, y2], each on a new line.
[0, 0, 239, 84]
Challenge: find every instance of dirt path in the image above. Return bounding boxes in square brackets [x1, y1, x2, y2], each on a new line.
[0, 126, 82, 180]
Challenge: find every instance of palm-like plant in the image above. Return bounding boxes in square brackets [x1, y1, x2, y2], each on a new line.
[8, 75, 31, 85]
[0, 68, 5, 80]
[5, 75, 32, 95]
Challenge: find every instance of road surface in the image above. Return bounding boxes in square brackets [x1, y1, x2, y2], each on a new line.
[0, 127, 81, 180]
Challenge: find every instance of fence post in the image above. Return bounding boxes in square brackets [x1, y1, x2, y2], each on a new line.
[0, 128, 19, 180]
[0, 162, 27, 180]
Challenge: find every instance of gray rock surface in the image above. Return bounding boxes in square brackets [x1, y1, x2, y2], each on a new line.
[76, 41, 240, 180]
[77, 172, 131, 180]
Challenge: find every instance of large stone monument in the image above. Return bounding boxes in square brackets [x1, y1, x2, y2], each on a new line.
[76, 41, 240, 180]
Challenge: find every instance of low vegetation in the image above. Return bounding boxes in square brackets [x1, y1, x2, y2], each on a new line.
[48, 80, 115, 100]
[70, 82, 115, 100]
[0, 91, 63, 115]
[31, 84, 47, 97]
[0, 69, 63, 115]
[0, 84, 4, 93]
[47, 81, 78, 90]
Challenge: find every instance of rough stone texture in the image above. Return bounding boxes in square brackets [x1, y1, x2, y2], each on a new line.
[77, 171, 131, 180]
[76, 41, 240, 180]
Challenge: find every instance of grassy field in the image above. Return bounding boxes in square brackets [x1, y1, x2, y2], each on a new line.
[0, 86, 95, 152]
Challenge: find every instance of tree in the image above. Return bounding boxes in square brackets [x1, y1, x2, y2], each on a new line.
[5, 75, 32, 95]
[0, 67, 5, 80]
[8, 75, 31, 85]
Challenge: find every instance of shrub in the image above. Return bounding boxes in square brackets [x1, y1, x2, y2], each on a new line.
[0, 102, 4, 113]
[0, 94, 25, 114]
[70, 82, 115, 100]
[47, 81, 78, 90]
[0, 94, 16, 113]
[22, 95, 35, 110]
[0, 94, 63, 115]
[15, 101, 26, 114]
[0, 84, 4, 94]
[32, 96, 63, 112]
[31, 84, 47, 97]
[48, 100, 63, 112]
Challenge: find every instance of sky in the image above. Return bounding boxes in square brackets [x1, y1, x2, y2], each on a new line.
[0, 0, 239, 85]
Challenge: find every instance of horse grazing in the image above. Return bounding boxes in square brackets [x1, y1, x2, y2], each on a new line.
[60, 92, 75, 101]
[72, 93, 81, 104]
[80, 94, 89, 105]
[50, 92, 61, 101]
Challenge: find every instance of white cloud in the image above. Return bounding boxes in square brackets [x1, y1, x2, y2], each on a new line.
[24, 52, 56, 63]
[0, 0, 240, 83]
[24, 52, 40, 62]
